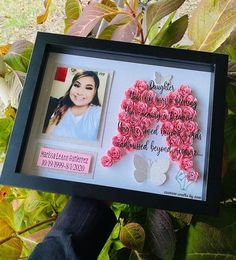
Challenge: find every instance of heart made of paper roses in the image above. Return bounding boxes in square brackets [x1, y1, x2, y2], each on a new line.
[101, 80, 199, 182]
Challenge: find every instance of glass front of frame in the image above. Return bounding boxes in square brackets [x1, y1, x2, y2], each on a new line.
[21, 51, 214, 202]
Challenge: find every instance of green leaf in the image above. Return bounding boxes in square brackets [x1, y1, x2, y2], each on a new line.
[129, 250, 144, 260]
[188, 0, 236, 52]
[227, 85, 236, 114]
[0, 219, 22, 260]
[67, 3, 117, 37]
[228, 61, 236, 88]
[14, 204, 25, 231]
[186, 206, 236, 259]
[217, 30, 236, 59]
[64, 0, 81, 33]
[222, 161, 236, 199]
[98, 223, 121, 260]
[98, 24, 121, 40]
[37, 0, 52, 24]
[98, 17, 132, 40]
[0, 57, 7, 78]
[147, 21, 159, 43]
[120, 222, 145, 251]
[224, 115, 236, 161]
[0, 117, 14, 153]
[149, 11, 176, 43]
[3, 40, 33, 73]
[146, 0, 185, 34]
[24, 191, 48, 214]
[169, 211, 193, 229]
[53, 193, 68, 213]
[150, 15, 188, 47]
[0, 200, 15, 229]
[101, 0, 118, 22]
[20, 227, 50, 252]
[145, 209, 176, 260]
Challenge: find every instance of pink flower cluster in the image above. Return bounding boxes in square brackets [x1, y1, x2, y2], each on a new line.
[101, 82, 200, 182]
[164, 85, 200, 182]
[101, 80, 158, 167]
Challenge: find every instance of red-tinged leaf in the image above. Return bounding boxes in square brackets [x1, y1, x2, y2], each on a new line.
[111, 20, 137, 42]
[98, 17, 130, 40]
[67, 3, 109, 37]
[130, 0, 139, 14]
[3, 40, 33, 73]
[22, 227, 51, 248]
[37, 0, 52, 24]
[146, 209, 176, 260]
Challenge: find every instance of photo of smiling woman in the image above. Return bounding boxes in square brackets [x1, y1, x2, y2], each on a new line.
[44, 68, 108, 141]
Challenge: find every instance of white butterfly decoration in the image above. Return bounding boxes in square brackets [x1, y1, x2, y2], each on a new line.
[155, 72, 173, 85]
[133, 154, 170, 185]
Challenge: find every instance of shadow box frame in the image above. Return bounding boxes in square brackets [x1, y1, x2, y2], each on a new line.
[0, 32, 228, 215]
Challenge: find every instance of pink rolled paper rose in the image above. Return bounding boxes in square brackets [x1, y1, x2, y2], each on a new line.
[174, 119, 184, 132]
[125, 88, 141, 102]
[141, 89, 157, 105]
[180, 157, 194, 172]
[178, 85, 192, 98]
[125, 136, 137, 151]
[127, 114, 141, 126]
[179, 145, 195, 159]
[140, 116, 153, 129]
[112, 134, 128, 148]
[156, 97, 167, 109]
[169, 106, 182, 120]
[101, 155, 113, 167]
[160, 109, 170, 122]
[184, 120, 198, 134]
[186, 169, 199, 182]
[169, 146, 182, 161]
[121, 99, 135, 114]
[166, 135, 182, 147]
[166, 91, 183, 107]
[184, 94, 197, 110]
[147, 106, 160, 120]
[118, 121, 131, 136]
[180, 131, 194, 146]
[161, 121, 174, 135]
[134, 80, 149, 93]
[118, 111, 129, 123]
[182, 106, 197, 121]
[131, 125, 144, 141]
[107, 146, 122, 162]
[135, 101, 148, 115]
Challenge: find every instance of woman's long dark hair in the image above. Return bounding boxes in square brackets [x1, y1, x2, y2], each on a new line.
[49, 70, 100, 126]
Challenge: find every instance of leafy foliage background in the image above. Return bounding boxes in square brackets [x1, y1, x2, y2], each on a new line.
[0, 0, 236, 259]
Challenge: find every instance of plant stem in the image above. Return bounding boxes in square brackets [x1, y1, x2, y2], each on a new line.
[124, 0, 135, 17]
[0, 216, 56, 245]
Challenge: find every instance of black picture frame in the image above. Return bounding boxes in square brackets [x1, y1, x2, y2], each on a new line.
[0, 32, 228, 215]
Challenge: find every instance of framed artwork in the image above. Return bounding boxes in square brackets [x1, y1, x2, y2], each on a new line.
[0, 32, 228, 214]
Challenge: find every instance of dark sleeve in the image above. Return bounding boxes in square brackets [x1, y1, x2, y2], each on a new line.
[42, 97, 60, 133]
[29, 197, 116, 260]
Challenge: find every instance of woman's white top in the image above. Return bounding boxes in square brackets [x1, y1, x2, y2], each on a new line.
[51, 106, 101, 141]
